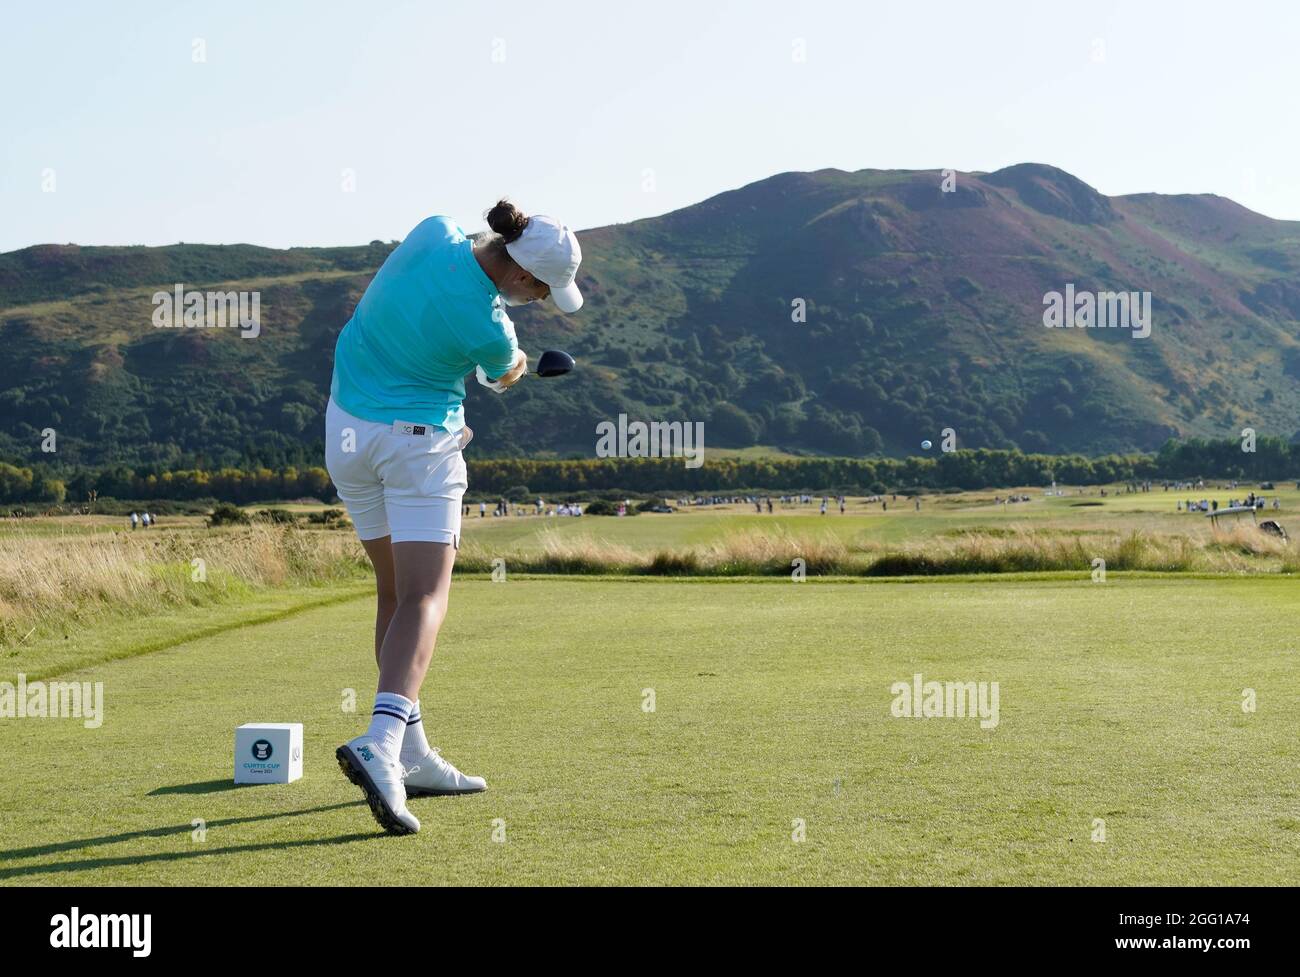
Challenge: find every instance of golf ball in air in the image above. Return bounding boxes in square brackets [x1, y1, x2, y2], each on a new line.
[921, 440, 932, 450]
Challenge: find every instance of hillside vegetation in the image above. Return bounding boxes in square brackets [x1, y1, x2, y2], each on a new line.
[3, 164, 1299, 468]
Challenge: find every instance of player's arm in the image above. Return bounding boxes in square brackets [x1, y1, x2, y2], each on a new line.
[492, 348, 529, 388]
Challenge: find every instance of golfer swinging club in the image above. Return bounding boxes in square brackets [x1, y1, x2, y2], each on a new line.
[325, 199, 583, 834]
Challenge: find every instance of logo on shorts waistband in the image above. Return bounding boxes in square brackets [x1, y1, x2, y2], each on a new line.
[393, 421, 429, 437]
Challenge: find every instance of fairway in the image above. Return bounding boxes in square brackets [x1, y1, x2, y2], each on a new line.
[2, 575, 1296, 885]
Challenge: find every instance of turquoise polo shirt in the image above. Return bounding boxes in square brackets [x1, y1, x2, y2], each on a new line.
[329, 216, 518, 433]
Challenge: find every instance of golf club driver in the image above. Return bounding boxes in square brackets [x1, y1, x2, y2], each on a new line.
[533, 349, 575, 377]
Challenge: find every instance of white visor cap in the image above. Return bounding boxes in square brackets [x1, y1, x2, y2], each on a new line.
[505, 215, 583, 313]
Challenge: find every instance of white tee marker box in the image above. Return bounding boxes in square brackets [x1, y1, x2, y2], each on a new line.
[234, 723, 303, 784]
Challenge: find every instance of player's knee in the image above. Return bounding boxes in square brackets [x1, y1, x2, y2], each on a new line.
[397, 588, 447, 624]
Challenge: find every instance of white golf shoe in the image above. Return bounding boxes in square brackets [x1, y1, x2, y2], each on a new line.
[402, 747, 487, 797]
[335, 736, 421, 835]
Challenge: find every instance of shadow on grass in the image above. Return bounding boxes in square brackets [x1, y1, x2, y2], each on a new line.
[0, 831, 382, 881]
[0, 801, 376, 876]
[148, 779, 251, 796]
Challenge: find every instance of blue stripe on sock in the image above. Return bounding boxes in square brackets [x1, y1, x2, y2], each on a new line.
[372, 707, 410, 722]
[407, 712, 421, 725]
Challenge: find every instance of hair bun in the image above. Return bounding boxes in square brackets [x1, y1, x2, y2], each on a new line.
[485, 198, 529, 243]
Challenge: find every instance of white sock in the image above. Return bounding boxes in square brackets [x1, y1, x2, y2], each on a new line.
[401, 700, 431, 763]
[368, 692, 414, 757]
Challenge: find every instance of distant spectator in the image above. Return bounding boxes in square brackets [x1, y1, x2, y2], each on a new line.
[129, 511, 139, 530]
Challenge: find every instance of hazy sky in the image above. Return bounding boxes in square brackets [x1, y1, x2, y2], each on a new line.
[3, 0, 1297, 252]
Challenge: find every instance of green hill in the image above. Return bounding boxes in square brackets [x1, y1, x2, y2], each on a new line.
[3, 163, 1299, 469]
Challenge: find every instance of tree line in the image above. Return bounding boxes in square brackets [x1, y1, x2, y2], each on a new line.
[1, 437, 1296, 506]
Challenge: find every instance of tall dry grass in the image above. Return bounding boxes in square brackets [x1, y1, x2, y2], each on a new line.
[459, 525, 1296, 578]
[3, 521, 1293, 648]
[0, 524, 368, 647]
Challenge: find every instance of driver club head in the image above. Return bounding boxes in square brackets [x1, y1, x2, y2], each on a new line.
[534, 349, 576, 378]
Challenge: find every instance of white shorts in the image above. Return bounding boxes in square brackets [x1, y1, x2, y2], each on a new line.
[325, 397, 467, 546]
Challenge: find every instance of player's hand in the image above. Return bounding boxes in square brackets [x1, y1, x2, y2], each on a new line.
[476, 349, 528, 393]
[475, 364, 506, 393]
